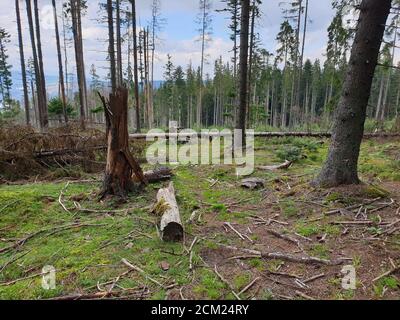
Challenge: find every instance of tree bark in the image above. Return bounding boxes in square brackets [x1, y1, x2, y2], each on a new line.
[116, 0, 123, 86]
[155, 182, 183, 242]
[16, 0, 30, 125]
[33, 0, 48, 128]
[25, 0, 46, 130]
[130, 0, 141, 133]
[106, 0, 116, 94]
[313, 0, 392, 187]
[70, 0, 87, 129]
[235, 0, 250, 148]
[98, 88, 146, 199]
[246, 0, 256, 127]
[52, 0, 68, 124]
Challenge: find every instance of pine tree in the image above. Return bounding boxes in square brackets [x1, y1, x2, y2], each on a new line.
[196, 0, 213, 127]
[0, 28, 13, 110]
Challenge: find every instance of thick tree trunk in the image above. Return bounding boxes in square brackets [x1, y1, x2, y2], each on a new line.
[98, 88, 146, 199]
[130, 0, 141, 132]
[313, 0, 392, 188]
[52, 0, 68, 124]
[235, 0, 250, 148]
[16, 0, 30, 125]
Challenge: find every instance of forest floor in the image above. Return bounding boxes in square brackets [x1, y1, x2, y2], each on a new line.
[1, 136, 400, 300]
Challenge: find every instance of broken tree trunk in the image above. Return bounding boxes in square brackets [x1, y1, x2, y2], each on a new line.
[133, 167, 173, 183]
[154, 182, 183, 242]
[98, 88, 147, 198]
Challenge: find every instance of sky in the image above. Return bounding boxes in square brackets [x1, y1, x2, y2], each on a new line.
[1, 0, 336, 98]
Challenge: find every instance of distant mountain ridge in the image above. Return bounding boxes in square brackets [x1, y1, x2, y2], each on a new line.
[11, 75, 164, 101]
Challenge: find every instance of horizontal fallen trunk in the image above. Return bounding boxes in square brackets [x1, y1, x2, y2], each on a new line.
[213, 242, 344, 266]
[258, 160, 292, 171]
[129, 132, 400, 140]
[155, 182, 183, 242]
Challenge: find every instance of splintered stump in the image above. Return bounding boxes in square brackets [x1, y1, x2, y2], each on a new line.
[155, 182, 183, 242]
[98, 88, 146, 199]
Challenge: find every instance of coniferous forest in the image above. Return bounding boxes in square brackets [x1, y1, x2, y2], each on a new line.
[0, 0, 400, 305]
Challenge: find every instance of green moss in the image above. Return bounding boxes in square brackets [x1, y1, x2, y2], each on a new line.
[281, 200, 299, 218]
[309, 244, 330, 259]
[233, 273, 251, 291]
[295, 221, 320, 237]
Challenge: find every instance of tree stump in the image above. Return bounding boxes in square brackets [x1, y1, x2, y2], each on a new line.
[98, 88, 146, 198]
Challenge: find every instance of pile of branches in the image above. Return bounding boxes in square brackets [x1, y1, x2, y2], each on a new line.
[0, 124, 107, 182]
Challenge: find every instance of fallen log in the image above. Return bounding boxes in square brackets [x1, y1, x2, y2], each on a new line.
[133, 167, 173, 183]
[154, 182, 183, 242]
[257, 160, 292, 171]
[129, 131, 400, 140]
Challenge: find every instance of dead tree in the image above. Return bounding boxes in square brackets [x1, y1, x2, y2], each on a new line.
[98, 88, 147, 199]
[107, 0, 116, 94]
[52, 0, 68, 124]
[16, 0, 30, 125]
[235, 0, 250, 148]
[130, 0, 141, 132]
[70, 0, 88, 128]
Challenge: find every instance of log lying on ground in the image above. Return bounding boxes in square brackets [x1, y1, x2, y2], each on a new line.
[154, 182, 183, 242]
[133, 167, 173, 183]
[257, 160, 292, 171]
[129, 131, 400, 140]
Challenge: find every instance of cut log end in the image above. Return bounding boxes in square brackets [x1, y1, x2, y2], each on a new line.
[162, 222, 184, 242]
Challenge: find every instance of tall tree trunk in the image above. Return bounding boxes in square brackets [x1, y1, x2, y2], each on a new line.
[235, 0, 250, 147]
[52, 0, 68, 124]
[71, 0, 87, 129]
[107, 0, 116, 93]
[33, 0, 48, 126]
[130, 0, 141, 132]
[146, 27, 153, 128]
[375, 74, 384, 120]
[98, 88, 146, 199]
[116, 0, 123, 86]
[62, 12, 69, 99]
[16, 0, 30, 125]
[25, 0, 46, 130]
[33, 0, 48, 128]
[313, 0, 392, 188]
[197, 1, 207, 128]
[296, 0, 309, 125]
[143, 29, 149, 126]
[246, 0, 256, 127]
